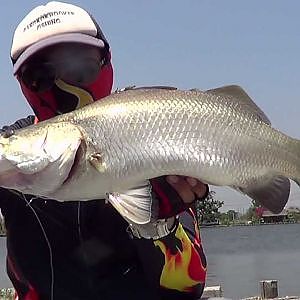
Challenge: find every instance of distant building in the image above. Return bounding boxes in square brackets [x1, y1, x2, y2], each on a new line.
[286, 206, 300, 214]
[256, 207, 289, 223]
[201, 220, 220, 226]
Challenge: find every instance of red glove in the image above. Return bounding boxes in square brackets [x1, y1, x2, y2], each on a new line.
[150, 176, 209, 219]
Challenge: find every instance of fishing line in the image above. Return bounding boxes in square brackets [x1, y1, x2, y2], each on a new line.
[20, 194, 55, 300]
[77, 202, 82, 241]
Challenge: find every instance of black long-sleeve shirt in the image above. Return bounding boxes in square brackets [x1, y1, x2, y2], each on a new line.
[0, 116, 206, 300]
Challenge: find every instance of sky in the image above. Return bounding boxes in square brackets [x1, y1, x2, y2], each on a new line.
[1, 0, 300, 212]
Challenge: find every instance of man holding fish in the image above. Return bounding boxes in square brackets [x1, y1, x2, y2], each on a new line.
[0, 2, 209, 299]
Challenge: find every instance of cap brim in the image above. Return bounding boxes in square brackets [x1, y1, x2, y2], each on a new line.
[13, 33, 105, 75]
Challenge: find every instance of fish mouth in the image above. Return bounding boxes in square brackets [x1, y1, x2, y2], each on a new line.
[63, 140, 86, 185]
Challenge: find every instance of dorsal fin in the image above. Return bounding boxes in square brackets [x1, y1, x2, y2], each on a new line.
[206, 85, 271, 125]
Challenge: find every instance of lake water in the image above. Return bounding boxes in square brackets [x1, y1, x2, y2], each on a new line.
[201, 223, 300, 299]
[0, 237, 11, 288]
[0, 224, 299, 299]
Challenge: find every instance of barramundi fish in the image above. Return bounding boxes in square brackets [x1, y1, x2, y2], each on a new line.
[0, 85, 299, 224]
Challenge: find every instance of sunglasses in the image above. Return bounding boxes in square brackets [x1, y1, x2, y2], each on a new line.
[19, 57, 105, 93]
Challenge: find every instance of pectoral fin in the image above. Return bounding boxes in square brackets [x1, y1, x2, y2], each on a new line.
[107, 180, 153, 224]
[236, 176, 290, 213]
[88, 153, 106, 173]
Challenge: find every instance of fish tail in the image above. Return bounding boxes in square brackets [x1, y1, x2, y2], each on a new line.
[237, 136, 300, 214]
[288, 137, 300, 187]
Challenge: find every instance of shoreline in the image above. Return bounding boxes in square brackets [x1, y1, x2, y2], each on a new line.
[201, 221, 299, 228]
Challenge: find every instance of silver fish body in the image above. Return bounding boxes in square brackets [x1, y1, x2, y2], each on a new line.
[0, 85, 299, 223]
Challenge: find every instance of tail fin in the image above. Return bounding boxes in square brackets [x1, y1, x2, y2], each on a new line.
[238, 176, 290, 214]
[289, 137, 300, 192]
[294, 180, 300, 188]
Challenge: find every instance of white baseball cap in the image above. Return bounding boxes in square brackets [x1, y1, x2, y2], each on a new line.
[11, 1, 109, 74]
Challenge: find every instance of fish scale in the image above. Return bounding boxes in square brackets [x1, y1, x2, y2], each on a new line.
[0, 86, 299, 223]
[85, 90, 294, 185]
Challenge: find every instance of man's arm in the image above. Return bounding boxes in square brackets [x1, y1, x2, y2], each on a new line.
[124, 177, 208, 299]
[131, 208, 207, 299]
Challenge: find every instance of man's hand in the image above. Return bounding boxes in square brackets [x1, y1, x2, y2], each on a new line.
[0, 126, 15, 138]
[150, 176, 209, 219]
[166, 176, 208, 204]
